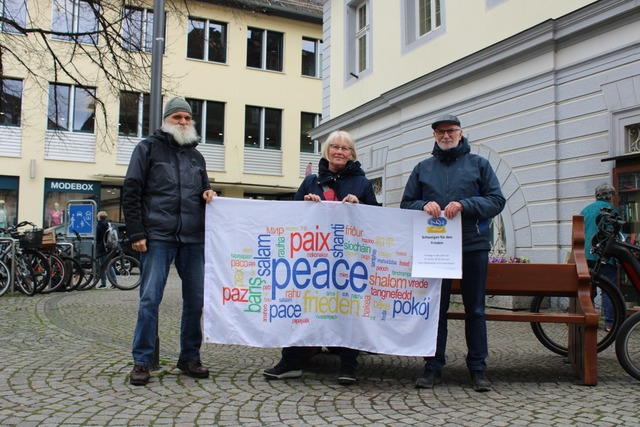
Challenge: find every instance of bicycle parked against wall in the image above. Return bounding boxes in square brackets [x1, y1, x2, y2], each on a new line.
[587, 207, 640, 380]
[0, 222, 44, 296]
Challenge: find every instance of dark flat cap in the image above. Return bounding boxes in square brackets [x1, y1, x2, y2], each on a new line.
[432, 114, 461, 129]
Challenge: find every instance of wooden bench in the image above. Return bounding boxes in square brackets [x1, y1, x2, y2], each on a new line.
[448, 215, 599, 385]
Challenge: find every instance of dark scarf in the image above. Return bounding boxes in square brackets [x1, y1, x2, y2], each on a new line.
[431, 137, 471, 163]
[316, 158, 365, 187]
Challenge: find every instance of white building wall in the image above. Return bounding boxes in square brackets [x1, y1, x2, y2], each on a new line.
[313, 0, 640, 263]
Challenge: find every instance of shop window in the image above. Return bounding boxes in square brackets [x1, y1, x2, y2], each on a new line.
[0, 176, 19, 231]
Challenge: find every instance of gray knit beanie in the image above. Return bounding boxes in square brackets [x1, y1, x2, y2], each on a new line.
[163, 97, 191, 118]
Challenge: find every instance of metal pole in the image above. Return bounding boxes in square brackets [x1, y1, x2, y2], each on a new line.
[149, 0, 165, 370]
[149, 0, 166, 133]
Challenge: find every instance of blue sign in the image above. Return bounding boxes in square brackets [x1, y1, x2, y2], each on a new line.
[67, 203, 95, 237]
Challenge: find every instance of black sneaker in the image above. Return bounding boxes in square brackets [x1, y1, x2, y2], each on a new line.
[337, 370, 356, 385]
[415, 369, 441, 389]
[263, 360, 302, 380]
[470, 370, 491, 392]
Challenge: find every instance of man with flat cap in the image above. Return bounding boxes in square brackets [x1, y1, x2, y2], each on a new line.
[401, 114, 505, 392]
[123, 97, 216, 386]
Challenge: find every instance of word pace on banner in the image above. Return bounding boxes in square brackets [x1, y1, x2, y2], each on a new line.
[203, 197, 442, 357]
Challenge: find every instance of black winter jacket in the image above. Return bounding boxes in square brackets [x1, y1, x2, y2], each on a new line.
[295, 158, 378, 206]
[122, 130, 210, 244]
[400, 137, 505, 252]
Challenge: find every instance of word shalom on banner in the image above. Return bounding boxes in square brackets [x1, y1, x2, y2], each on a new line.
[203, 197, 446, 357]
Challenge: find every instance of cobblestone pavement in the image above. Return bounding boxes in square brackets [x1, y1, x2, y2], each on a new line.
[1, 269, 639, 427]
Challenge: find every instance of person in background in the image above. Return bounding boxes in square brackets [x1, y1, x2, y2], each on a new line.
[95, 211, 115, 289]
[262, 130, 378, 385]
[123, 97, 216, 386]
[581, 183, 619, 332]
[401, 114, 505, 392]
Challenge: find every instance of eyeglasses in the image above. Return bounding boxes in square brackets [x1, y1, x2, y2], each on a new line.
[434, 128, 462, 136]
[329, 144, 352, 152]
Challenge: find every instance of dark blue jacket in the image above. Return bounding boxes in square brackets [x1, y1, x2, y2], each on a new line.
[400, 137, 505, 252]
[295, 158, 378, 206]
[122, 130, 210, 244]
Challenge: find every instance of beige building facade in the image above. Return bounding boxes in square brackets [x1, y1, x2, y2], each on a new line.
[0, 0, 323, 228]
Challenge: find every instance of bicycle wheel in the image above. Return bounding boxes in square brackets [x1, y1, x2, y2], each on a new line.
[0, 260, 10, 296]
[76, 254, 98, 291]
[615, 310, 640, 381]
[14, 256, 37, 296]
[62, 256, 84, 291]
[108, 254, 141, 290]
[23, 249, 51, 294]
[530, 273, 625, 356]
[39, 253, 66, 294]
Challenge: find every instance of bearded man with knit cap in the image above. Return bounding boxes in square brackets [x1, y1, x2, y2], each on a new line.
[123, 97, 216, 386]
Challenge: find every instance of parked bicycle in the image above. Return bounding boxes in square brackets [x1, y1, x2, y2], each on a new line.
[587, 207, 640, 381]
[94, 235, 141, 290]
[0, 222, 46, 296]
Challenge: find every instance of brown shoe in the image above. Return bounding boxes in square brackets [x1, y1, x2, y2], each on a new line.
[177, 359, 210, 379]
[130, 365, 150, 386]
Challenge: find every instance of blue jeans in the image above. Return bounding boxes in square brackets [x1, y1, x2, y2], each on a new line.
[588, 260, 618, 327]
[97, 251, 116, 287]
[132, 241, 205, 367]
[425, 250, 489, 372]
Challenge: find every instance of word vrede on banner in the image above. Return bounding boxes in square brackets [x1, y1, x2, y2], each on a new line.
[203, 197, 443, 357]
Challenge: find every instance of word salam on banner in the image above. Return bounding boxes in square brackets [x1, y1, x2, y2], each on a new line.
[203, 197, 442, 357]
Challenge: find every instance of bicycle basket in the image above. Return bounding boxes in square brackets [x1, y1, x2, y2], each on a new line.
[18, 229, 44, 249]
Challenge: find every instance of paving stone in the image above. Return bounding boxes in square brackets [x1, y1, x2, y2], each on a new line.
[1, 268, 640, 426]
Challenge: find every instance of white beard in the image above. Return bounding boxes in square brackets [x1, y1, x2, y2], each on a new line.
[161, 122, 199, 146]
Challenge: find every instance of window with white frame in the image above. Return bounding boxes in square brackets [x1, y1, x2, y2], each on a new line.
[246, 27, 284, 72]
[118, 91, 150, 137]
[51, 0, 100, 44]
[186, 98, 225, 145]
[245, 106, 282, 150]
[418, 0, 441, 37]
[187, 17, 227, 63]
[47, 83, 95, 133]
[355, 1, 369, 74]
[0, 77, 22, 126]
[300, 112, 320, 153]
[302, 37, 322, 77]
[122, 7, 159, 52]
[0, 0, 26, 34]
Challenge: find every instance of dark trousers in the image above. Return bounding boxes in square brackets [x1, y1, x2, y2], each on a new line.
[425, 250, 489, 372]
[282, 346, 359, 372]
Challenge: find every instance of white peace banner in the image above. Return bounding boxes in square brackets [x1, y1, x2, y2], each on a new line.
[203, 197, 441, 357]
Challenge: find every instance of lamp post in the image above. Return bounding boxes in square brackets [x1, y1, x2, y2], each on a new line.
[149, 0, 166, 133]
[149, 0, 165, 370]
